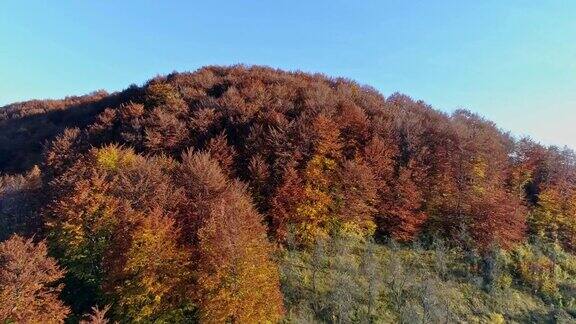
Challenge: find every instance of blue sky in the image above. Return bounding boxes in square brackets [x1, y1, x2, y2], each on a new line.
[1, 1, 575, 148]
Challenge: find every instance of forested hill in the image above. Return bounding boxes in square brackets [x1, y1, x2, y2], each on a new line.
[1, 65, 575, 323]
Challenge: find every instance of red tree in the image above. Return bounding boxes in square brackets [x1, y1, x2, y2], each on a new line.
[177, 151, 284, 323]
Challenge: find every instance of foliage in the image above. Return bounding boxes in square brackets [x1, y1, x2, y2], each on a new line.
[80, 305, 111, 324]
[0, 166, 42, 241]
[110, 211, 192, 322]
[0, 235, 70, 323]
[530, 187, 576, 251]
[280, 235, 575, 323]
[1, 66, 576, 321]
[179, 151, 284, 323]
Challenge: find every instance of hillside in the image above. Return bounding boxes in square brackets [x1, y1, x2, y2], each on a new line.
[1, 65, 575, 323]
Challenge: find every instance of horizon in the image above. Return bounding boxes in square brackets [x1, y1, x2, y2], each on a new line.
[1, 1, 575, 149]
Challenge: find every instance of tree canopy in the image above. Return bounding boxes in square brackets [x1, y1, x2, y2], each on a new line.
[1, 65, 575, 322]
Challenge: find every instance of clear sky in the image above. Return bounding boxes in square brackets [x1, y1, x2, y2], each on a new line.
[1, 1, 575, 148]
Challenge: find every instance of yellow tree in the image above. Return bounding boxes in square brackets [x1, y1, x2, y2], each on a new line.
[530, 186, 576, 251]
[111, 209, 192, 322]
[295, 154, 337, 245]
[293, 114, 342, 245]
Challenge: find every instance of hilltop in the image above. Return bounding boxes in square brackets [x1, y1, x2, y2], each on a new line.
[1, 65, 575, 322]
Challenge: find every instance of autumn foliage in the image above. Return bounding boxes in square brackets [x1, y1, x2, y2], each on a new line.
[0, 235, 70, 323]
[41, 144, 283, 322]
[1, 65, 576, 321]
[178, 151, 283, 322]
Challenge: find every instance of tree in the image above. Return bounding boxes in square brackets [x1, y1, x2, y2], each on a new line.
[294, 154, 338, 245]
[80, 305, 111, 324]
[0, 235, 70, 323]
[0, 166, 42, 241]
[142, 81, 189, 153]
[47, 170, 125, 306]
[246, 153, 271, 210]
[178, 151, 284, 323]
[277, 114, 346, 246]
[144, 107, 188, 153]
[205, 131, 237, 176]
[45, 145, 153, 315]
[529, 186, 576, 251]
[175, 149, 229, 244]
[109, 210, 193, 322]
[43, 127, 83, 177]
[380, 166, 427, 241]
[270, 165, 305, 241]
[336, 102, 370, 159]
[337, 159, 378, 238]
[118, 102, 146, 144]
[469, 187, 527, 251]
[47, 145, 196, 320]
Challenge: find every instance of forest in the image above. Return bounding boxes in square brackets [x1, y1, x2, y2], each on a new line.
[0, 65, 575, 323]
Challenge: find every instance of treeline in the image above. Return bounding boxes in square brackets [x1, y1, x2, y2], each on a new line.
[0, 65, 575, 322]
[0, 90, 126, 173]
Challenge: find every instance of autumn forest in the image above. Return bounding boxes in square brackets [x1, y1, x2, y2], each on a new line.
[1, 66, 575, 323]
